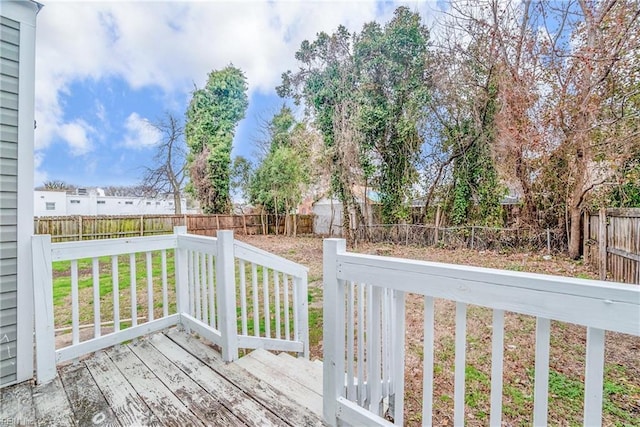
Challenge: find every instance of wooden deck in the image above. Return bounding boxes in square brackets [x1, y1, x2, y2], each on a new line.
[0, 329, 326, 426]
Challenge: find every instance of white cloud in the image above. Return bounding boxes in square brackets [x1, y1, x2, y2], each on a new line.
[58, 120, 95, 156]
[122, 112, 161, 149]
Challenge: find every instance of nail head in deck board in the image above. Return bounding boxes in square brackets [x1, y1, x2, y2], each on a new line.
[59, 362, 120, 427]
[84, 351, 160, 426]
[127, 339, 244, 426]
[165, 329, 326, 427]
[0, 380, 37, 425]
[148, 333, 285, 427]
[105, 344, 205, 427]
[32, 376, 76, 426]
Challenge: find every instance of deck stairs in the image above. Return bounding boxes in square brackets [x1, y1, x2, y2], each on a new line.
[234, 349, 324, 418]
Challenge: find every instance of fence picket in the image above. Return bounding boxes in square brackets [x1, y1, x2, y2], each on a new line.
[584, 327, 605, 426]
[263, 266, 270, 338]
[161, 250, 168, 318]
[146, 252, 153, 322]
[239, 260, 247, 335]
[423, 296, 435, 426]
[346, 281, 356, 401]
[274, 271, 281, 339]
[252, 263, 259, 337]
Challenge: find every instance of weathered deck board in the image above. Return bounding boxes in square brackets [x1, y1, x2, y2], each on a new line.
[235, 349, 323, 416]
[32, 376, 76, 426]
[128, 338, 243, 426]
[148, 333, 285, 427]
[105, 344, 205, 426]
[0, 380, 37, 425]
[0, 329, 325, 427]
[59, 362, 121, 427]
[85, 351, 160, 426]
[166, 328, 326, 426]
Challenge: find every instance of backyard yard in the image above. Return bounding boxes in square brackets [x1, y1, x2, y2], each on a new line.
[51, 234, 639, 426]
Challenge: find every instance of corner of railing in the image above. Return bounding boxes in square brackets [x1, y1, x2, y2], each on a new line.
[323, 238, 347, 426]
[31, 234, 56, 384]
[216, 230, 238, 362]
[173, 226, 189, 327]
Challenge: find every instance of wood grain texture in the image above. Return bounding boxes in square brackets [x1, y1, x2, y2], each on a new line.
[59, 362, 120, 427]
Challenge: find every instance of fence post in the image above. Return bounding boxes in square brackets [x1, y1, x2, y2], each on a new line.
[471, 226, 475, 249]
[32, 235, 56, 384]
[216, 230, 238, 362]
[78, 216, 83, 240]
[174, 226, 189, 322]
[546, 228, 551, 254]
[323, 238, 346, 426]
[598, 208, 607, 280]
[583, 211, 589, 264]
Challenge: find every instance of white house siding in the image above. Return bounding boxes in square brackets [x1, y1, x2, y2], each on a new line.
[0, 0, 39, 388]
[34, 191, 190, 217]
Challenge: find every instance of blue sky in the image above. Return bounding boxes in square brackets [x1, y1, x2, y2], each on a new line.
[33, 0, 440, 187]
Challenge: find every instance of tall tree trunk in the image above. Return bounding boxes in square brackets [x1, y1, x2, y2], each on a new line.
[173, 191, 182, 215]
[568, 205, 582, 259]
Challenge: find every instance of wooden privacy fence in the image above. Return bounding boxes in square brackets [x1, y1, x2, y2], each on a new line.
[584, 208, 640, 284]
[34, 214, 314, 242]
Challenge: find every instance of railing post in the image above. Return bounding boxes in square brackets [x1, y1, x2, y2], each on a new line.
[323, 238, 346, 426]
[174, 226, 189, 326]
[216, 230, 238, 362]
[32, 235, 56, 384]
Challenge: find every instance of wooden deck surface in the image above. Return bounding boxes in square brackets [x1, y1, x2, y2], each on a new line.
[0, 329, 325, 426]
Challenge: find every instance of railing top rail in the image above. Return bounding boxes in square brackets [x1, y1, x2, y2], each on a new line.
[49, 234, 177, 261]
[336, 251, 640, 335]
[176, 233, 218, 255]
[234, 240, 308, 277]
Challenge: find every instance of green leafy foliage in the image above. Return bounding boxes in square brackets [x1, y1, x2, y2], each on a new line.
[186, 65, 248, 213]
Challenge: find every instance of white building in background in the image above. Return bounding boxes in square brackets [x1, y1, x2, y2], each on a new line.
[34, 189, 196, 217]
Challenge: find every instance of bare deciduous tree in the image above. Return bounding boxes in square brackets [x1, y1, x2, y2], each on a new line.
[140, 112, 188, 214]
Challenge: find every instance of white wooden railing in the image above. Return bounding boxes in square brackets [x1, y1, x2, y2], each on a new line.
[322, 239, 640, 427]
[32, 227, 308, 384]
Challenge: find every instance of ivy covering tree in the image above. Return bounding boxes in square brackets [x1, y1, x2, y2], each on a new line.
[279, 7, 431, 235]
[185, 65, 248, 213]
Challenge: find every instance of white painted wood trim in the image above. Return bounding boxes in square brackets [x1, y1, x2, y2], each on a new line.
[336, 396, 394, 427]
[336, 253, 639, 335]
[391, 290, 405, 425]
[174, 229, 189, 318]
[489, 309, 505, 427]
[583, 327, 605, 426]
[323, 238, 346, 426]
[234, 240, 308, 277]
[50, 234, 177, 261]
[423, 296, 435, 426]
[145, 252, 153, 322]
[15, 0, 39, 384]
[239, 259, 248, 335]
[370, 285, 382, 416]
[176, 233, 218, 255]
[532, 317, 550, 426]
[252, 262, 259, 338]
[129, 253, 137, 327]
[263, 266, 270, 338]
[274, 271, 281, 339]
[71, 260, 79, 345]
[453, 302, 467, 426]
[283, 274, 290, 341]
[56, 314, 180, 363]
[179, 313, 222, 347]
[295, 274, 309, 358]
[346, 282, 356, 401]
[92, 258, 101, 338]
[31, 235, 56, 384]
[216, 231, 238, 361]
[236, 335, 304, 353]
[207, 254, 215, 328]
[161, 250, 168, 318]
[112, 256, 120, 332]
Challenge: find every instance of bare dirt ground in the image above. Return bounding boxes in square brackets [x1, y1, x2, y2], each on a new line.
[236, 234, 640, 427]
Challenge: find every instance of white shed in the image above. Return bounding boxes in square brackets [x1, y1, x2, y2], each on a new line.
[0, 0, 41, 388]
